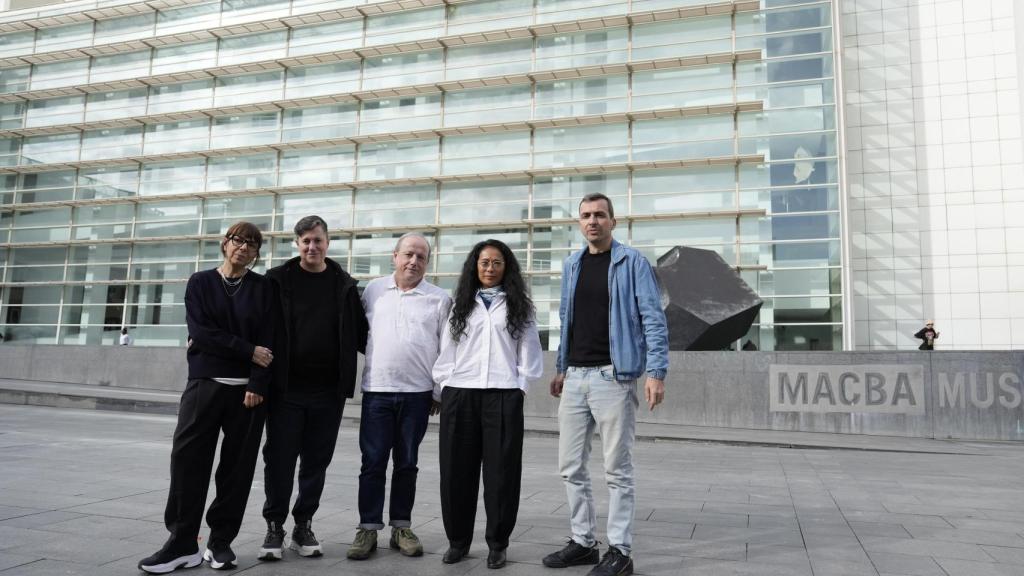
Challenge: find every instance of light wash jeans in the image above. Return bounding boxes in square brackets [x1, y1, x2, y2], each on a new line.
[558, 365, 638, 555]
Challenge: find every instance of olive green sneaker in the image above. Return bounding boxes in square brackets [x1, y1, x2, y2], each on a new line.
[389, 527, 423, 557]
[346, 528, 377, 560]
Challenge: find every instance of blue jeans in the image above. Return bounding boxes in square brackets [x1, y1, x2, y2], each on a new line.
[357, 391, 432, 530]
[558, 366, 638, 555]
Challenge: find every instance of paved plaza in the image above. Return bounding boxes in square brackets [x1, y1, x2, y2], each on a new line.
[2, 404, 1024, 575]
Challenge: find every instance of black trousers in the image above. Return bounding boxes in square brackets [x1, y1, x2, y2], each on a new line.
[163, 379, 266, 552]
[262, 388, 344, 525]
[439, 387, 524, 551]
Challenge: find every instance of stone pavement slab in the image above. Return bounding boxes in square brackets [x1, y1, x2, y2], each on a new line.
[2, 404, 1024, 576]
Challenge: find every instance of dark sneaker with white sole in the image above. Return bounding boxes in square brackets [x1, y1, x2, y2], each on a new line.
[203, 543, 236, 570]
[290, 519, 322, 557]
[259, 520, 285, 561]
[542, 540, 600, 568]
[137, 546, 203, 574]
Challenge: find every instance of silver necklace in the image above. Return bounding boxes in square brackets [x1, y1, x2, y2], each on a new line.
[219, 268, 246, 296]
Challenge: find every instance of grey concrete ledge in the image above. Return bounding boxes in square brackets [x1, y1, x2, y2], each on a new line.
[1, 344, 1022, 441]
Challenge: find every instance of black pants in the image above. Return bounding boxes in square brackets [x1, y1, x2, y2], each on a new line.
[439, 387, 524, 551]
[163, 379, 266, 552]
[262, 388, 344, 525]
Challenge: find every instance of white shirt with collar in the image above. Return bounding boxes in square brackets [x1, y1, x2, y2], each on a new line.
[361, 274, 452, 394]
[431, 292, 544, 401]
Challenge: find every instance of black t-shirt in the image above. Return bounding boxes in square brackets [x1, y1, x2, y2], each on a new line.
[289, 265, 340, 389]
[567, 250, 612, 367]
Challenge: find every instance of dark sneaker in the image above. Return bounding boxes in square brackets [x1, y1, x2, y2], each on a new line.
[389, 527, 423, 557]
[542, 540, 600, 568]
[290, 519, 322, 557]
[258, 520, 285, 561]
[203, 543, 236, 571]
[586, 547, 633, 576]
[346, 528, 377, 560]
[138, 546, 202, 574]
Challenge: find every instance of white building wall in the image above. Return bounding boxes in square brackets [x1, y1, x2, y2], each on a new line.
[841, 0, 1024, 350]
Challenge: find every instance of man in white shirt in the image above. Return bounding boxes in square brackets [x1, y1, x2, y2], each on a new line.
[347, 232, 451, 561]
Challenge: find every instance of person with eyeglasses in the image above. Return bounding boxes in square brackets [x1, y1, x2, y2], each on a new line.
[258, 215, 369, 562]
[139, 221, 275, 574]
[432, 239, 543, 569]
[914, 320, 939, 351]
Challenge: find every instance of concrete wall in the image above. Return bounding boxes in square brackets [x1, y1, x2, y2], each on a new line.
[840, 0, 1024, 349]
[1, 345, 1021, 440]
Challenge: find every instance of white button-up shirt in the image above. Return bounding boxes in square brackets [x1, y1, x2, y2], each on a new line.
[432, 293, 544, 400]
[361, 274, 452, 394]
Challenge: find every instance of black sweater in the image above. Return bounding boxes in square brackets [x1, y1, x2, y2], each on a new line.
[185, 268, 276, 396]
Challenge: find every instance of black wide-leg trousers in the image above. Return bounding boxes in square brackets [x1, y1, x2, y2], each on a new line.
[163, 378, 266, 552]
[439, 387, 524, 552]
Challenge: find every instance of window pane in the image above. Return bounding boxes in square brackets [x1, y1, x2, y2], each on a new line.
[26, 96, 85, 127]
[81, 127, 143, 161]
[360, 95, 440, 135]
[149, 80, 214, 115]
[286, 61, 360, 99]
[219, 31, 287, 66]
[279, 146, 356, 187]
[353, 185, 435, 228]
[535, 76, 627, 119]
[145, 119, 210, 155]
[78, 167, 139, 200]
[439, 180, 529, 224]
[140, 160, 206, 197]
[535, 29, 628, 71]
[85, 89, 147, 122]
[442, 132, 530, 175]
[443, 85, 531, 127]
[290, 19, 363, 56]
[90, 50, 151, 84]
[282, 104, 357, 141]
[153, 41, 217, 75]
[276, 191, 352, 231]
[358, 139, 439, 181]
[211, 112, 279, 149]
[207, 154, 277, 191]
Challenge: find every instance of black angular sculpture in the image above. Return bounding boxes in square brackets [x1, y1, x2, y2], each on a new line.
[655, 246, 762, 351]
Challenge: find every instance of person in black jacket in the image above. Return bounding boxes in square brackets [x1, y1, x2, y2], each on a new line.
[914, 320, 939, 350]
[139, 221, 275, 574]
[258, 215, 369, 561]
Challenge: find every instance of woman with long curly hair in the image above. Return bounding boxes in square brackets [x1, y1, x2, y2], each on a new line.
[432, 239, 543, 569]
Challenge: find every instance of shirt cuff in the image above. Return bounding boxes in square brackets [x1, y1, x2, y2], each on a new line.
[647, 369, 667, 380]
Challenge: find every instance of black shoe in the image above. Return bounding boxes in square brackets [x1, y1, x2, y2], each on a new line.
[487, 548, 507, 569]
[138, 545, 202, 574]
[442, 546, 469, 564]
[542, 540, 600, 568]
[290, 519, 322, 557]
[259, 521, 285, 561]
[586, 547, 633, 576]
[203, 543, 236, 571]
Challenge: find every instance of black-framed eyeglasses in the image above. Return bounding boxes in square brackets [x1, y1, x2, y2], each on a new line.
[227, 235, 258, 249]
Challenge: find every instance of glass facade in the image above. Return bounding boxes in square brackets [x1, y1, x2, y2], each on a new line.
[0, 0, 842, 351]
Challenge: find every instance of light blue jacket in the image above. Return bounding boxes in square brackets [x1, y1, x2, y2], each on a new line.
[556, 239, 669, 381]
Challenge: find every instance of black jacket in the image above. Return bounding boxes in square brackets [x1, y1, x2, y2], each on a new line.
[267, 257, 368, 400]
[914, 327, 938, 351]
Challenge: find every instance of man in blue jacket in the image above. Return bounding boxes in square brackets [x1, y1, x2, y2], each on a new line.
[542, 193, 669, 576]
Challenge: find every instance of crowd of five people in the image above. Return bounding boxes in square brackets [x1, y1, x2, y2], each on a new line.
[138, 192, 669, 576]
